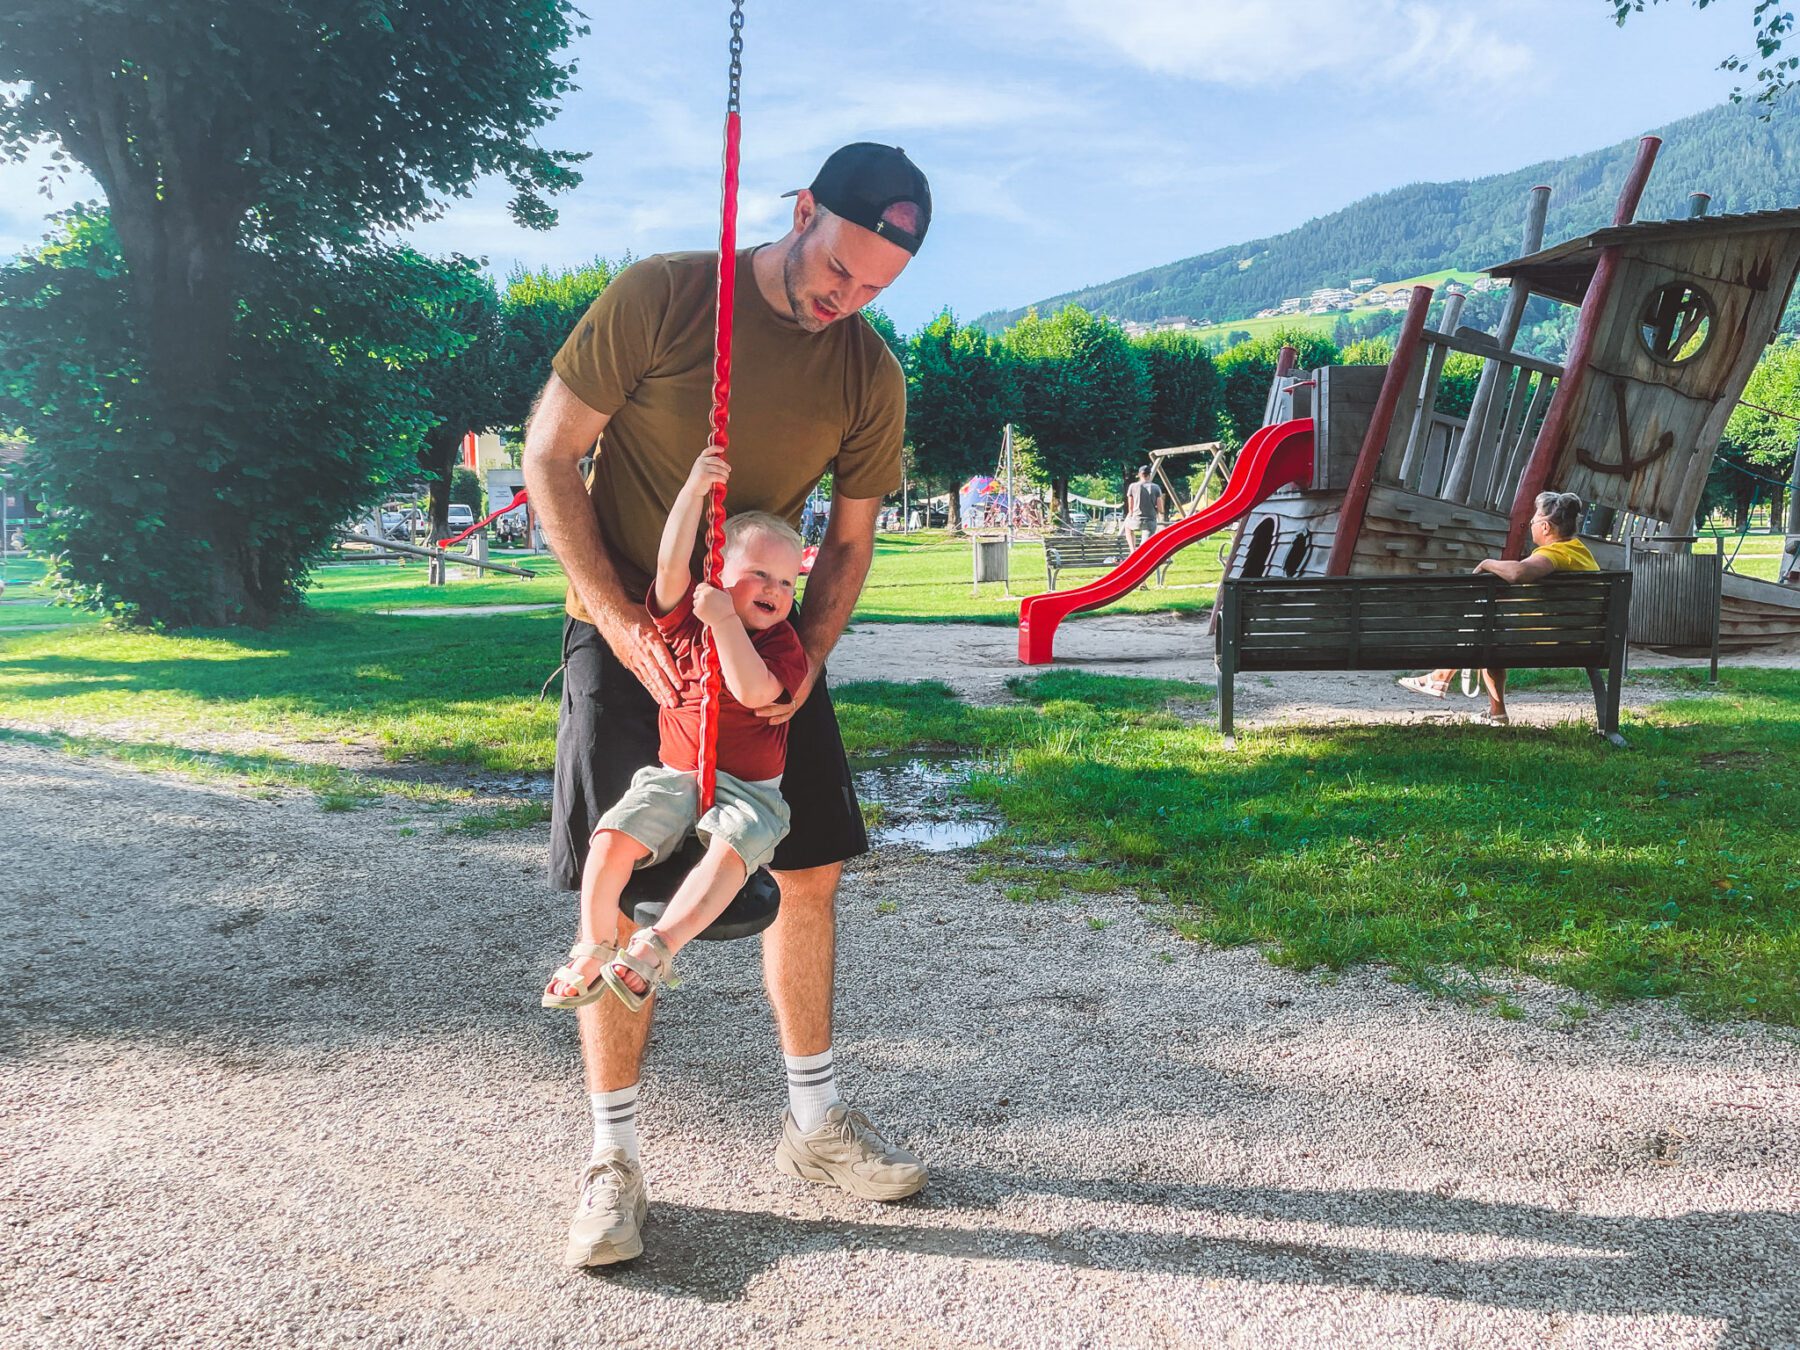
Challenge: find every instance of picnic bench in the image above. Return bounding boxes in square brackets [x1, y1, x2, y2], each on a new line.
[1043, 533, 1168, 590]
[1213, 571, 1632, 748]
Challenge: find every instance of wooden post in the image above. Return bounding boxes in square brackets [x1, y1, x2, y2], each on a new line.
[1444, 185, 1552, 505]
[1398, 289, 1467, 489]
[1783, 430, 1800, 584]
[1327, 286, 1435, 575]
[1506, 137, 1662, 555]
[1262, 345, 1298, 427]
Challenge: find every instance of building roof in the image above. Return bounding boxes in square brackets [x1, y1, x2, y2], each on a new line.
[1484, 206, 1800, 305]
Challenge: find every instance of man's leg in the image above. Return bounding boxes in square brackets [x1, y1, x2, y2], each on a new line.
[552, 618, 660, 1265]
[763, 862, 840, 1059]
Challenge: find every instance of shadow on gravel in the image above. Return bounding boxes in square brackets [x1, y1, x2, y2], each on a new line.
[607, 1193, 1796, 1339]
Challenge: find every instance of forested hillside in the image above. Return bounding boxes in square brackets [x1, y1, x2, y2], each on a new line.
[978, 94, 1800, 332]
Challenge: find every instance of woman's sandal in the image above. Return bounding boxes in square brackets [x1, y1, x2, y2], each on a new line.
[541, 940, 616, 1010]
[601, 929, 680, 1013]
[1398, 675, 1449, 700]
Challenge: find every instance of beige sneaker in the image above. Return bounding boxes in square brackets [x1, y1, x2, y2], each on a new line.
[774, 1103, 927, 1202]
[564, 1147, 647, 1267]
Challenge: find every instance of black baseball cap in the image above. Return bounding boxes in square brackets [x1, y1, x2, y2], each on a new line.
[783, 143, 932, 255]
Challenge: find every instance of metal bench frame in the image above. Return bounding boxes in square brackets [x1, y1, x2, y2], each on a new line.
[1043, 533, 1169, 591]
[1213, 571, 1632, 748]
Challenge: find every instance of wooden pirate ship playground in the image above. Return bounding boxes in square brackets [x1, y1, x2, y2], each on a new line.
[1019, 135, 1800, 663]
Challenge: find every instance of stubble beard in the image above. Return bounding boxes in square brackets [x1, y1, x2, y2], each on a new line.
[782, 236, 829, 333]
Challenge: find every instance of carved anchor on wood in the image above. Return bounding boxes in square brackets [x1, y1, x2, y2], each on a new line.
[1575, 379, 1676, 476]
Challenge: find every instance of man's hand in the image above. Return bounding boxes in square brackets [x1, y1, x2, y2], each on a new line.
[754, 654, 821, 726]
[598, 609, 682, 708]
[682, 444, 730, 500]
[693, 582, 736, 628]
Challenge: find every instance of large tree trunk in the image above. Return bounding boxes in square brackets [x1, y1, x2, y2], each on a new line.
[420, 423, 463, 542]
[83, 62, 270, 625]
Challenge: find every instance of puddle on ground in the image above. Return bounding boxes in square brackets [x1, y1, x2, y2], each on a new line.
[464, 771, 553, 798]
[850, 750, 1000, 853]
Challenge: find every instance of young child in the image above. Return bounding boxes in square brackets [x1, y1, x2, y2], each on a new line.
[542, 444, 809, 1012]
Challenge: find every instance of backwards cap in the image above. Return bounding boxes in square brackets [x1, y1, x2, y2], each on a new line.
[783, 142, 932, 255]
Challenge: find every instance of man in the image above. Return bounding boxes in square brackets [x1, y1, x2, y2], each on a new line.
[1124, 464, 1164, 552]
[522, 143, 932, 1267]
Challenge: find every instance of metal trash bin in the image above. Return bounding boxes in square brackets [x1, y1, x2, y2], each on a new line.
[971, 536, 1009, 591]
[1625, 538, 1720, 682]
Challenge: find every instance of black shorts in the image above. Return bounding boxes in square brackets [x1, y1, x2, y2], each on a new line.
[548, 617, 868, 891]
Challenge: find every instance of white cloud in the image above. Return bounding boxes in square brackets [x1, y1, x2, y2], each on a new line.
[1041, 0, 1532, 89]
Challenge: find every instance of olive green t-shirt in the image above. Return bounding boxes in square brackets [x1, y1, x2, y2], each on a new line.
[551, 247, 905, 620]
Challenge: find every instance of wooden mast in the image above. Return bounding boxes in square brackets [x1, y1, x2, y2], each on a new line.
[1503, 136, 1661, 555]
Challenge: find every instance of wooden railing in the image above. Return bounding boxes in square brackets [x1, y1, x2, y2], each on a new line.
[1377, 323, 1563, 516]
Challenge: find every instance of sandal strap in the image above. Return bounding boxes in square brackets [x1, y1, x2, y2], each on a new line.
[567, 940, 614, 961]
[611, 931, 679, 991]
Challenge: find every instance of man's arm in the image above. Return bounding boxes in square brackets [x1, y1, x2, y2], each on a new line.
[1475, 552, 1556, 584]
[522, 372, 681, 707]
[753, 493, 880, 724]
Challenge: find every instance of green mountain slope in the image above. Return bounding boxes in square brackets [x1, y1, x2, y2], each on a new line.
[977, 95, 1800, 332]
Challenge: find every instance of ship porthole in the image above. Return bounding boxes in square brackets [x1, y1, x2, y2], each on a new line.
[1281, 529, 1312, 577]
[1637, 281, 1713, 365]
[1241, 517, 1279, 579]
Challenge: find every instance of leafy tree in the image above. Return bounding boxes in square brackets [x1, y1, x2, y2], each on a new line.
[1339, 336, 1395, 365]
[1610, 0, 1797, 105]
[1214, 328, 1339, 447]
[1003, 307, 1149, 520]
[0, 211, 479, 621]
[905, 310, 1014, 526]
[411, 264, 514, 540]
[1132, 332, 1221, 449]
[451, 467, 485, 515]
[0, 0, 583, 624]
[862, 306, 908, 366]
[497, 258, 621, 433]
[1717, 336, 1800, 526]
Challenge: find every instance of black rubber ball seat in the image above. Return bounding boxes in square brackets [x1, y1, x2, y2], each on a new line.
[620, 834, 780, 940]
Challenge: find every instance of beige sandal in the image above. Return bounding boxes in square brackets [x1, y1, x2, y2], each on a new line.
[1398, 675, 1449, 700]
[601, 929, 680, 1013]
[541, 941, 616, 1009]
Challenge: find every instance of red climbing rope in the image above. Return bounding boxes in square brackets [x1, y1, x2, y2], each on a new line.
[696, 2, 745, 813]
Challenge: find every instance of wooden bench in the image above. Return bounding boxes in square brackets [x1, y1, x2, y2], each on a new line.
[1213, 571, 1632, 747]
[1043, 533, 1168, 590]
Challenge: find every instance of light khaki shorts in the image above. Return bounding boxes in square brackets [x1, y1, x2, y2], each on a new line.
[594, 764, 791, 873]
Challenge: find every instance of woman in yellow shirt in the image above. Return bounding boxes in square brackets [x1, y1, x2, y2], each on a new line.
[1399, 491, 1598, 725]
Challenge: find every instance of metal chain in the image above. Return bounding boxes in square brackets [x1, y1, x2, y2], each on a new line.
[728, 0, 744, 113]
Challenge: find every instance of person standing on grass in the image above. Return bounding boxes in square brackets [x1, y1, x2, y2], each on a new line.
[1399, 490, 1598, 726]
[522, 143, 932, 1268]
[1124, 464, 1164, 550]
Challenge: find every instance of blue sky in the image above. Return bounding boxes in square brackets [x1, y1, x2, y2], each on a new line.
[0, 1, 1754, 331]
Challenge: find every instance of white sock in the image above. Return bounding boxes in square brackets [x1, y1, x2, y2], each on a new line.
[590, 1084, 640, 1164]
[784, 1049, 842, 1132]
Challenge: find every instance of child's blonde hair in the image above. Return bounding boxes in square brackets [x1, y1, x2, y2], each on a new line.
[723, 510, 804, 558]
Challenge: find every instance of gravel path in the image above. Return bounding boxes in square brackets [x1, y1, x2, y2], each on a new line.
[4, 740, 1797, 1348]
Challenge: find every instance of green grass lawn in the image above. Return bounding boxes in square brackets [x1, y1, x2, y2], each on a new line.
[307, 528, 1225, 624]
[851, 530, 1222, 623]
[837, 670, 1800, 1026]
[0, 555, 102, 632]
[1695, 531, 1789, 584]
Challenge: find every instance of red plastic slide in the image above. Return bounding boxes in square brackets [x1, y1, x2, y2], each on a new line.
[1017, 417, 1315, 664]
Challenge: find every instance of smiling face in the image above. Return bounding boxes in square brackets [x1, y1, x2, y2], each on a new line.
[779, 196, 914, 332]
[719, 528, 803, 631]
